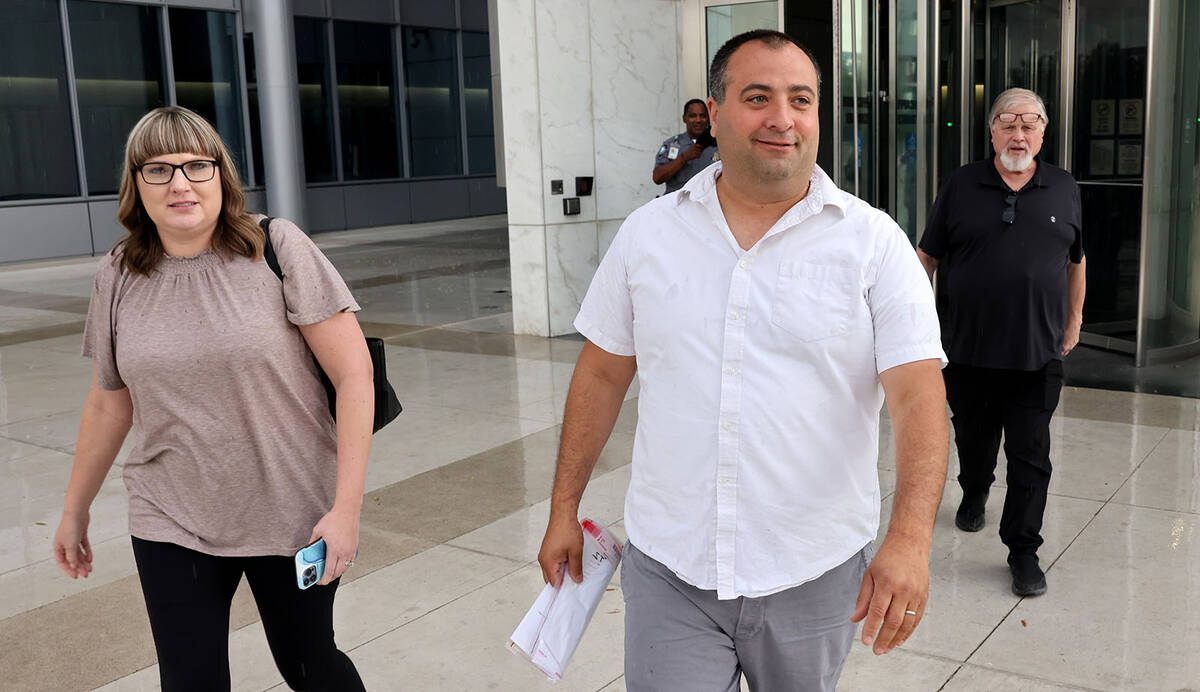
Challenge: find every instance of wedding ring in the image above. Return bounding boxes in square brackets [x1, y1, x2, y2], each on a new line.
[904, 610, 918, 616]
[344, 560, 355, 567]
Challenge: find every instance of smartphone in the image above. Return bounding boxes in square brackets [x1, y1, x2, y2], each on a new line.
[295, 538, 326, 590]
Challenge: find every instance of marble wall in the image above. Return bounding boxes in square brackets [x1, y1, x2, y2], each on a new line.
[497, 0, 683, 336]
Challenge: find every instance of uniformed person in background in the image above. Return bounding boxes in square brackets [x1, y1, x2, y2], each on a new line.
[652, 99, 719, 194]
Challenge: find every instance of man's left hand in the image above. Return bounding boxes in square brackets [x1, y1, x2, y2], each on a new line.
[850, 536, 930, 655]
[1062, 318, 1082, 355]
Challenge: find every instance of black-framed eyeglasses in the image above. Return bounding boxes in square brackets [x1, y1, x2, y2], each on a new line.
[993, 112, 1043, 125]
[135, 159, 219, 185]
[1002, 192, 1018, 224]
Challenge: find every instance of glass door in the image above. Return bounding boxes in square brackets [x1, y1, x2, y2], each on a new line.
[1073, 0, 1147, 353]
[704, 1, 781, 69]
[984, 0, 1062, 165]
[1136, 0, 1198, 363]
[839, 0, 878, 205]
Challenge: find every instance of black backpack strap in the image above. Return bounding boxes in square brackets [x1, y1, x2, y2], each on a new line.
[259, 216, 282, 281]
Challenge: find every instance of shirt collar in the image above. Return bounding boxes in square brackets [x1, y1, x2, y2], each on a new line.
[677, 161, 849, 215]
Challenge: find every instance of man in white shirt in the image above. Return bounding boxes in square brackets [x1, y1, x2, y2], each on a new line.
[538, 29, 948, 691]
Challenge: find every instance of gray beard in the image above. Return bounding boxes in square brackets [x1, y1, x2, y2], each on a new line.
[999, 149, 1034, 172]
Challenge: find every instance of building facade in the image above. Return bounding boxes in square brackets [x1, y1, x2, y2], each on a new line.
[1, 0, 1196, 364]
[497, 0, 1199, 365]
[0, 0, 504, 264]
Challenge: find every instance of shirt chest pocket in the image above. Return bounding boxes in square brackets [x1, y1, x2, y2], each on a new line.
[771, 261, 862, 342]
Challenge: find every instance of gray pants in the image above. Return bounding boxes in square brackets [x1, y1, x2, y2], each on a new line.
[621, 542, 873, 692]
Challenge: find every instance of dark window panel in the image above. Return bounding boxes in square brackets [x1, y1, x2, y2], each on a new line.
[244, 34, 264, 186]
[0, 0, 79, 200]
[403, 27, 462, 177]
[462, 32, 494, 175]
[68, 1, 166, 196]
[295, 17, 336, 182]
[334, 20, 400, 180]
[168, 8, 247, 180]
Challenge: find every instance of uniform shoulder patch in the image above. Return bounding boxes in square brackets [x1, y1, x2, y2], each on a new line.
[658, 145, 667, 155]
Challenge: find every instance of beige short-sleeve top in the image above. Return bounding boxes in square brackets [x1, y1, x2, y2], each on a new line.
[82, 217, 360, 556]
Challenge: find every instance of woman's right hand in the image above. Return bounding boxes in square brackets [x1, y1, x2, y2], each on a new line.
[53, 512, 94, 579]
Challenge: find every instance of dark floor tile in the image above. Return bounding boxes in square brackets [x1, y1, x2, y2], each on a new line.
[0, 321, 86, 347]
[360, 425, 633, 544]
[1059, 386, 1200, 431]
[0, 574, 155, 692]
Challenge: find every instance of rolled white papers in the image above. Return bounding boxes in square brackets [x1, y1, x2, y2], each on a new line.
[509, 518, 623, 681]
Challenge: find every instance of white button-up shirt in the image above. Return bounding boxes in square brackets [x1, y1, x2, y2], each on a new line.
[575, 163, 945, 599]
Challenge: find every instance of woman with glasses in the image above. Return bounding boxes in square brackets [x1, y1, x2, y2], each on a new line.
[51, 106, 370, 691]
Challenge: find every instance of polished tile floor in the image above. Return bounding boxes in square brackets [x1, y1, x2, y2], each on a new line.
[1, 214, 1198, 691]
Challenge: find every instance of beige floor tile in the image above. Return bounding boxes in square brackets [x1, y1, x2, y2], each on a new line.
[0, 436, 49, 462]
[332, 544, 527, 650]
[969, 503, 1200, 690]
[91, 666, 160, 691]
[838, 646, 960, 690]
[0, 446, 97, 509]
[942, 664, 1100, 691]
[448, 465, 632, 562]
[348, 562, 626, 692]
[0, 573, 155, 692]
[1047, 417, 1171, 501]
[0, 475, 127, 570]
[0, 408, 84, 450]
[878, 484, 1104, 662]
[0, 533, 136, 621]
[1111, 429, 1200, 514]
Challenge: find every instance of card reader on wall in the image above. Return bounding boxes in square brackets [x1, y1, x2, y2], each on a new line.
[563, 197, 581, 215]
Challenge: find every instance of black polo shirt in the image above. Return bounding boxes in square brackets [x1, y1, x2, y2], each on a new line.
[919, 157, 1083, 371]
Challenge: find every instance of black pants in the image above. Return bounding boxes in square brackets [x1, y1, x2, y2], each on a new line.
[131, 537, 365, 692]
[943, 360, 1064, 556]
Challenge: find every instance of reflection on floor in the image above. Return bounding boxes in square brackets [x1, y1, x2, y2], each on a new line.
[1, 214, 1198, 691]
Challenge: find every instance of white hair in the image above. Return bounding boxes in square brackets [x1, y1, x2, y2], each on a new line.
[988, 88, 1049, 128]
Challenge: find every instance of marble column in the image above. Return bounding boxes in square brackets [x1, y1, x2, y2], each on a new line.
[496, 0, 684, 336]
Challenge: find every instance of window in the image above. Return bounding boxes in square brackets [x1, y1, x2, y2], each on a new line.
[461, 31, 495, 175]
[68, 1, 166, 195]
[403, 27, 462, 177]
[295, 17, 336, 183]
[0, 0, 79, 200]
[334, 21, 400, 180]
[169, 8, 247, 178]
[244, 34, 263, 185]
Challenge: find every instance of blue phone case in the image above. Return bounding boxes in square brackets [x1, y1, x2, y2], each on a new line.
[295, 538, 326, 590]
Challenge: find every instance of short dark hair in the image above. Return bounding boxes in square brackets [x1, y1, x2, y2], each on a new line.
[682, 98, 707, 116]
[707, 29, 822, 104]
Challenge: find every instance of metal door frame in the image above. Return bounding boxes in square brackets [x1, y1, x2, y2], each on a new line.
[698, 0, 786, 75]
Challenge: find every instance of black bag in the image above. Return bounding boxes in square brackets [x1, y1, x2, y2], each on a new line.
[259, 217, 402, 433]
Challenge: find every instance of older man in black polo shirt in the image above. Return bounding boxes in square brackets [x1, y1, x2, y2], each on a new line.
[917, 88, 1085, 598]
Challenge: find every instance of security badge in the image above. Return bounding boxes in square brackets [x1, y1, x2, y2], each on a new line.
[668, 145, 680, 160]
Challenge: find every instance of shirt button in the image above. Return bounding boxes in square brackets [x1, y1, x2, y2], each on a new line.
[719, 478, 729, 485]
[722, 421, 735, 431]
[730, 311, 739, 320]
[738, 259, 749, 269]
[725, 367, 736, 375]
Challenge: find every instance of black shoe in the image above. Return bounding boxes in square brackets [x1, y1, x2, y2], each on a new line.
[1009, 554, 1047, 597]
[954, 491, 988, 532]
